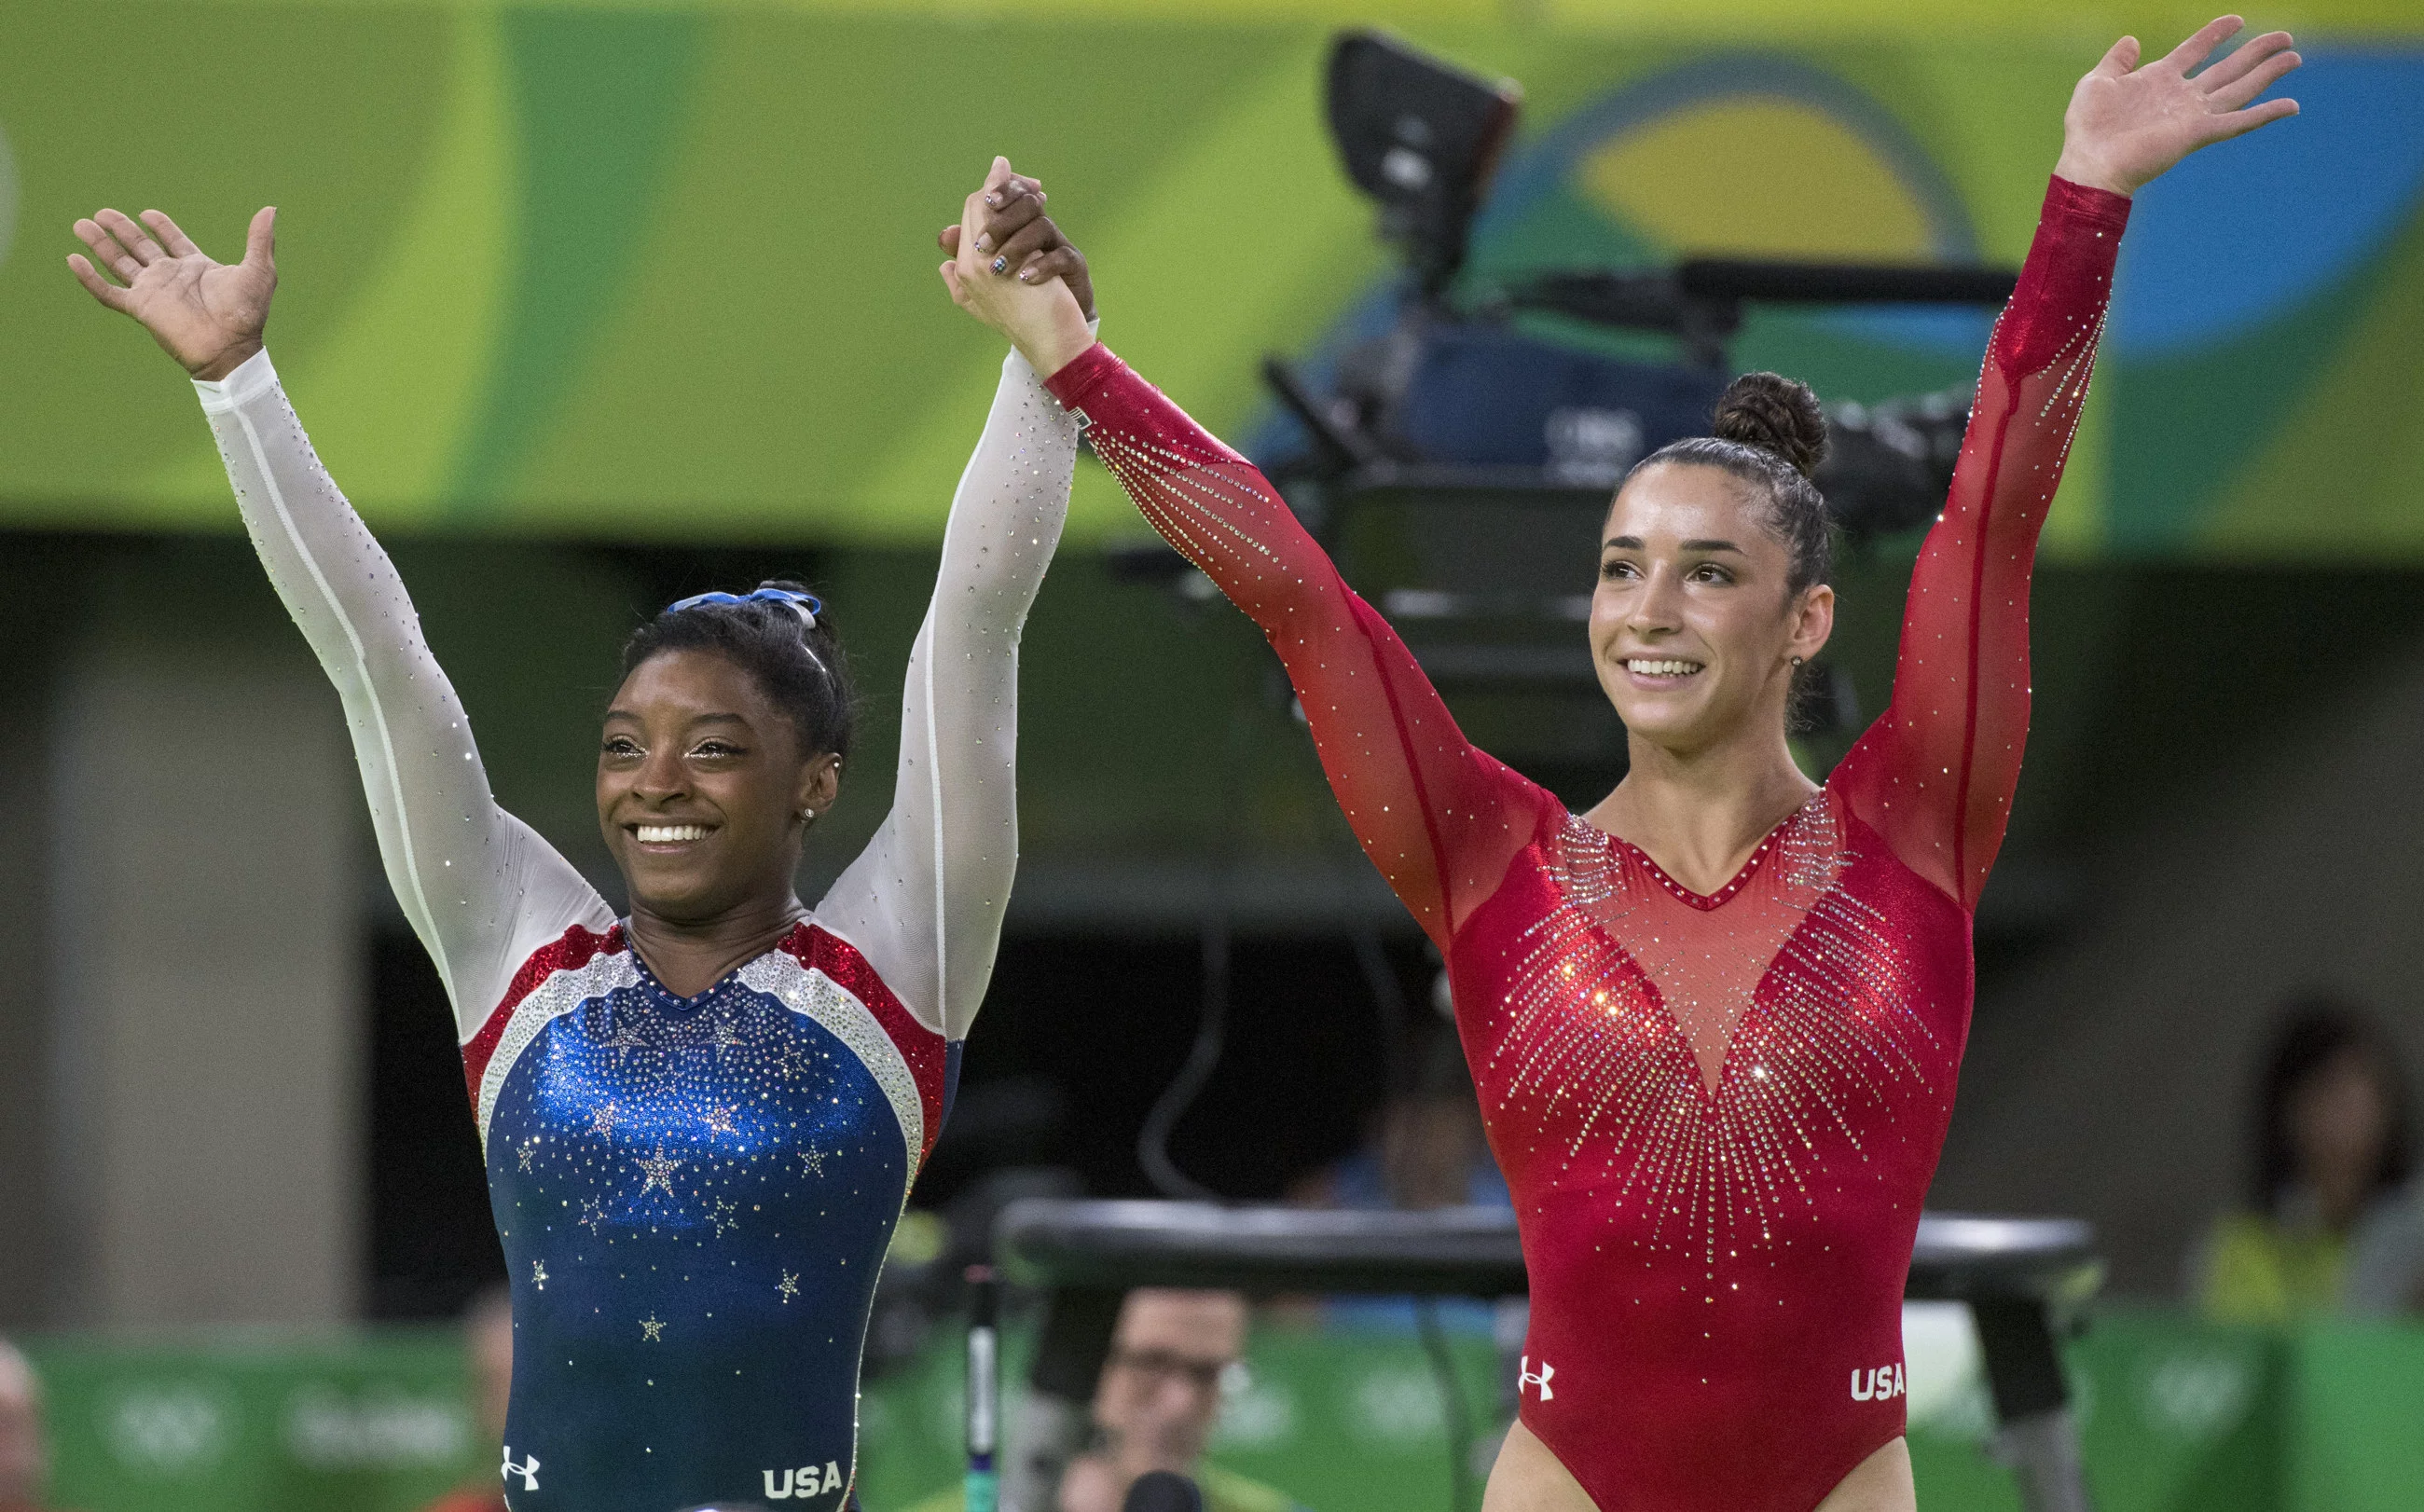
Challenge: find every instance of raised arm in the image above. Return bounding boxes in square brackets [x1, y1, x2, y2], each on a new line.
[70, 208, 607, 1035]
[1833, 17, 2300, 908]
[1041, 348, 1546, 951]
[939, 172, 1542, 952]
[813, 338, 1079, 1038]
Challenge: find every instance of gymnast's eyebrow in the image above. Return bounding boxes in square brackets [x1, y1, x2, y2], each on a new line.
[602, 708, 751, 726]
[1602, 535, 1747, 553]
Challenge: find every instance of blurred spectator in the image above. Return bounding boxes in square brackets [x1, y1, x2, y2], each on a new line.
[1292, 1019, 1507, 1215]
[0, 1340, 59, 1512]
[905, 1289, 1306, 1512]
[1286, 1020, 1508, 1337]
[2189, 999, 2414, 1322]
[418, 1287, 514, 1512]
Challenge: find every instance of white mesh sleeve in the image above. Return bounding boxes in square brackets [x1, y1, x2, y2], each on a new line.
[815, 342, 1080, 1038]
[194, 350, 613, 1039]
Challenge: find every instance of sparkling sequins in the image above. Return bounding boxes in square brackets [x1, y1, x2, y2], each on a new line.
[477, 949, 642, 1147]
[1484, 792, 1938, 1276]
[480, 922, 929, 1503]
[736, 954, 925, 1177]
[634, 1145, 684, 1201]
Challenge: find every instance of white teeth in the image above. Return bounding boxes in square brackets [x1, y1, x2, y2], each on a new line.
[634, 824, 711, 844]
[1625, 658, 1704, 677]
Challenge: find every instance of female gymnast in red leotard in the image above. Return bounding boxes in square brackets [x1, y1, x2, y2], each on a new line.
[947, 18, 2298, 1511]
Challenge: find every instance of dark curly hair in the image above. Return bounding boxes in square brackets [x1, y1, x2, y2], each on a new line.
[620, 580, 856, 760]
[1630, 371, 1836, 594]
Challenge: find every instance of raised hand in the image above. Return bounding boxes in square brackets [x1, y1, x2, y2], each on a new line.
[2055, 16, 2300, 197]
[938, 157, 1094, 378]
[68, 206, 277, 380]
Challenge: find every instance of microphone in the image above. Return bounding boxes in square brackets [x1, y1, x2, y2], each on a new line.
[1121, 1471, 1205, 1512]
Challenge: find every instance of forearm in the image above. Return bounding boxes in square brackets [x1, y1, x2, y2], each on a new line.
[938, 339, 1087, 630]
[1934, 176, 2128, 568]
[1043, 342, 1338, 632]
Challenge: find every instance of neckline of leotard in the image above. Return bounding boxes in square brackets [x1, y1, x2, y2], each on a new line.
[621, 915, 812, 1009]
[1579, 789, 1825, 912]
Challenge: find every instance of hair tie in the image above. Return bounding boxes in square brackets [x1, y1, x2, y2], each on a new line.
[667, 586, 821, 631]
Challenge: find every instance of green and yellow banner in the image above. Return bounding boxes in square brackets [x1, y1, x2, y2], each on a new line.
[2, 1, 2418, 556]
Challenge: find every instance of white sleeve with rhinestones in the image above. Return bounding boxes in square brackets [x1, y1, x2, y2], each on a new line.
[194, 350, 613, 1038]
[814, 337, 1082, 1038]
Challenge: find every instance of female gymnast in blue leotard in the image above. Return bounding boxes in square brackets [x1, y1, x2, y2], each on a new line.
[69, 158, 1094, 1512]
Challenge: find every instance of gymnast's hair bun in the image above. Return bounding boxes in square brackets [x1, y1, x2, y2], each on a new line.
[1713, 371, 1828, 480]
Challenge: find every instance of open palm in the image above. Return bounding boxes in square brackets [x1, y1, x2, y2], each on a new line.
[2058, 16, 2301, 196]
[68, 206, 277, 380]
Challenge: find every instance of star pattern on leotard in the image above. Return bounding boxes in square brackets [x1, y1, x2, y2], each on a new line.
[516, 1140, 538, 1174]
[482, 931, 938, 1494]
[634, 1145, 683, 1201]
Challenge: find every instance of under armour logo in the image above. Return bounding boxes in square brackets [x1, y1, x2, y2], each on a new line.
[1519, 1355, 1555, 1401]
[501, 1446, 540, 1491]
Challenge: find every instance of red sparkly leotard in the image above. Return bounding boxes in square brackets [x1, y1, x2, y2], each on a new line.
[1048, 177, 2128, 1511]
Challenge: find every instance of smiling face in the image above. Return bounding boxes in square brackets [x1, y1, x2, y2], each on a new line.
[597, 648, 839, 926]
[1590, 461, 1835, 758]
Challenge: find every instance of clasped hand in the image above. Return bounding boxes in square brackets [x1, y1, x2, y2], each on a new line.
[938, 157, 1097, 379]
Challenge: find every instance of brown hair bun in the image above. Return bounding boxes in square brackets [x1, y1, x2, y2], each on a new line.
[1712, 371, 1828, 479]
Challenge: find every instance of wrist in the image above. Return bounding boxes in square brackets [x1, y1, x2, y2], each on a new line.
[191, 338, 265, 383]
[1015, 303, 1096, 381]
[2052, 147, 2135, 199]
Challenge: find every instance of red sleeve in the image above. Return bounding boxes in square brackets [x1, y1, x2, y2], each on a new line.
[1832, 175, 2130, 911]
[1046, 347, 1546, 953]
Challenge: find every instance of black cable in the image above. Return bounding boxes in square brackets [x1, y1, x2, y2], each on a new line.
[1137, 910, 1229, 1202]
[1136, 693, 1256, 1203]
[1352, 928, 1412, 1101]
[1415, 1297, 1475, 1512]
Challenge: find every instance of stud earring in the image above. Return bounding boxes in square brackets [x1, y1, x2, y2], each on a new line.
[800, 808, 818, 824]
[1790, 655, 1805, 667]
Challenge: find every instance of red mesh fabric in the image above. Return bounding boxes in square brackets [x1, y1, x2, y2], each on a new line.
[1047, 351, 1549, 953]
[1832, 175, 2130, 911]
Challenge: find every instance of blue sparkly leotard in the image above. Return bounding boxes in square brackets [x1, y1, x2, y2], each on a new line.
[194, 342, 1081, 1511]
